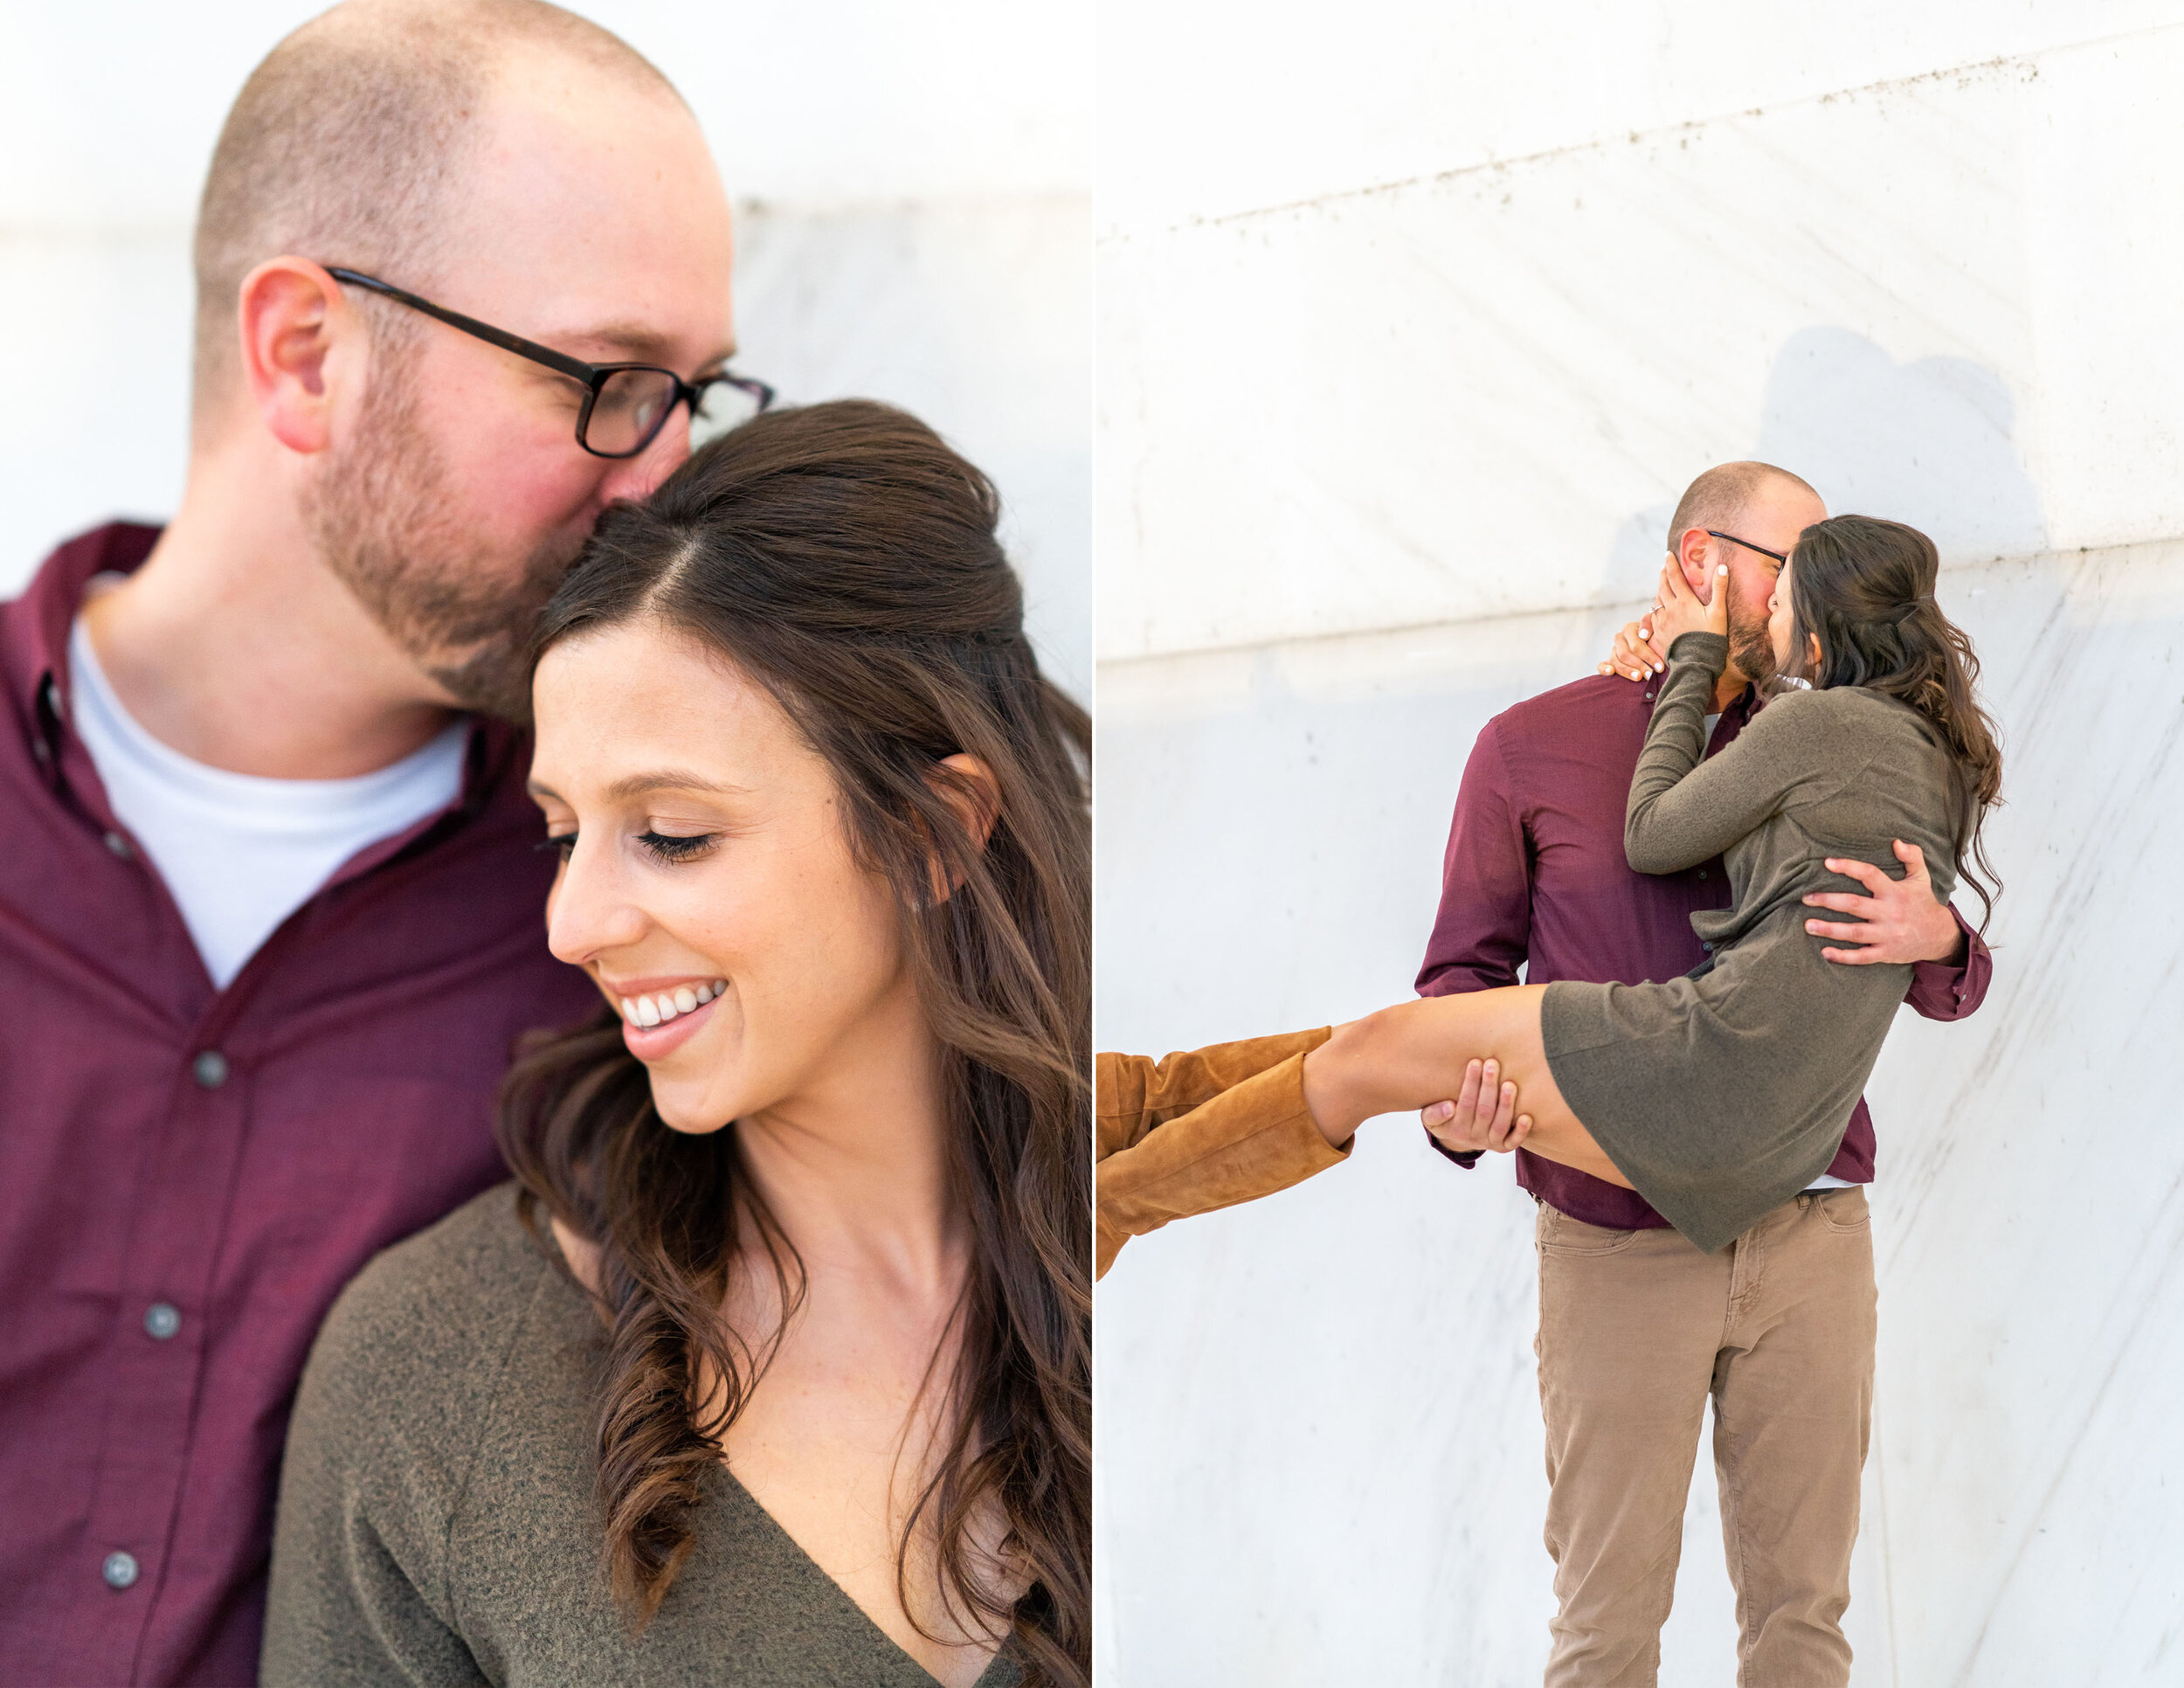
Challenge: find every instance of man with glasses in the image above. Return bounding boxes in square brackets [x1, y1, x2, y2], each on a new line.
[1416, 460, 1992, 1686]
[0, 3, 769, 1681]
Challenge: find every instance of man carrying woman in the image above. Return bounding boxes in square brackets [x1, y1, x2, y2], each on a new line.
[1413, 462, 1991, 1686]
[1096, 460, 1994, 1688]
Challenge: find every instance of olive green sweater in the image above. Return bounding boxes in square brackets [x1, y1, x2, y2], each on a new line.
[262, 1185, 1022, 1688]
[1542, 631, 1963, 1252]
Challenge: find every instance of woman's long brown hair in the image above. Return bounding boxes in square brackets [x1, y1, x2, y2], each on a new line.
[1785, 514, 2004, 929]
[494, 400, 1090, 1684]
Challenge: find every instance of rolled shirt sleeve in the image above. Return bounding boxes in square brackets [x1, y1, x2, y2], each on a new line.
[1905, 904, 1993, 1021]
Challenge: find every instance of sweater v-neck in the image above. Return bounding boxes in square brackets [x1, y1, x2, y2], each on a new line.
[262, 1184, 1025, 1688]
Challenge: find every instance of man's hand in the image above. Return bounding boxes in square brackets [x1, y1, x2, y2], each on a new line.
[1420, 1057, 1531, 1155]
[1596, 618, 1665, 681]
[1803, 840, 1966, 965]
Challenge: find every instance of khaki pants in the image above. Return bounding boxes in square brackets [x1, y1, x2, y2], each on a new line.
[1535, 1188, 1876, 1688]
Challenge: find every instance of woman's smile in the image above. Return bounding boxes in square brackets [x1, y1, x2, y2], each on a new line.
[530, 615, 917, 1137]
[601, 972, 731, 1056]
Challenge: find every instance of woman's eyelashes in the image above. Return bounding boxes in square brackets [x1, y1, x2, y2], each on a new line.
[636, 829, 718, 864]
[533, 829, 716, 864]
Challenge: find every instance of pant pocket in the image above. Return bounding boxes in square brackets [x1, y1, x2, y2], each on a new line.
[1816, 1186, 1871, 1233]
[1538, 1204, 1641, 1257]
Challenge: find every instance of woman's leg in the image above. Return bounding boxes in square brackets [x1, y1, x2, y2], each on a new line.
[1301, 986, 1632, 1187]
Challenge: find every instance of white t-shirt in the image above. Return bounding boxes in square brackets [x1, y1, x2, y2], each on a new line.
[69, 619, 469, 989]
[1699, 710, 1857, 1194]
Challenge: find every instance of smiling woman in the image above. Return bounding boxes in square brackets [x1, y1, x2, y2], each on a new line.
[261, 400, 1090, 1688]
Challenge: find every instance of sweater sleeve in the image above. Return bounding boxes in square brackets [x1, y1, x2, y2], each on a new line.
[1095, 1029, 1339, 1278]
[1623, 634, 1821, 875]
[262, 1249, 494, 1687]
[1095, 1029, 1336, 1159]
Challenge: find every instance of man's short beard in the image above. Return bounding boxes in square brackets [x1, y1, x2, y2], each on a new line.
[301, 354, 582, 724]
[1726, 585, 1776, 688]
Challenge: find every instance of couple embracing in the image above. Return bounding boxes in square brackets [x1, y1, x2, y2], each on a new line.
[0, 4, 1087, 1686]
[1098, 460, 1996, 1685]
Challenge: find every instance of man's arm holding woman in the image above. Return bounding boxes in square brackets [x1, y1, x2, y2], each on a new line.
[1414, 704, 1539, 1165]
[1804, 841, 1993, 1017]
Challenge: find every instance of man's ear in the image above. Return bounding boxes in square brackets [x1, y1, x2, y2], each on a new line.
[923, 752, 1000, 903]
[237, 257, 355, 455]
[1671, 527, 1715, 603]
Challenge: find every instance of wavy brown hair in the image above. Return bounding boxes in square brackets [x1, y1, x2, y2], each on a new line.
[1783, 513, 2004, 929]
[494, 400, 1090, 1684]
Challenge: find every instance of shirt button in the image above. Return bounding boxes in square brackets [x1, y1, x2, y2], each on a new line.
[29, 736, 50, 763]
[1697, 868, 1709, 880]
[102, 1551, 139, 1590]
[192, 1051, 229, 1089]
[104, 831, 134, 859]
[144, 1302, 181, 1340]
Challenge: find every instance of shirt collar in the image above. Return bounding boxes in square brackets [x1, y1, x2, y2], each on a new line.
[8, 522, 158, 711]
[1641, 670, 1759, 725]
[4, 521, 520, 828]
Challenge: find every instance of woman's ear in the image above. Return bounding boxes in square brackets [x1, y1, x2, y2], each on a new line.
[923, 752, 1000, 903]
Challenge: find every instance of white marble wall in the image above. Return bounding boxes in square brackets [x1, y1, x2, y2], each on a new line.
[1095, 3, 2184, 1683]
[1101, 13, 2184, 663]
[0, 0, 1090, 695]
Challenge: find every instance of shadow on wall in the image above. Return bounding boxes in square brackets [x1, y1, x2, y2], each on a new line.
[1605, 327, 2048, 597]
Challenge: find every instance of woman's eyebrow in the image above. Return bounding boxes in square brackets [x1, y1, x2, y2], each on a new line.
[524, 772, 749, 803]
[600, 770, 750, 801]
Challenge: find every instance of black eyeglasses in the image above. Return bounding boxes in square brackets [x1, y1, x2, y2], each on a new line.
[326, 267, 774, 460]
[1706, 529, 1789, 566]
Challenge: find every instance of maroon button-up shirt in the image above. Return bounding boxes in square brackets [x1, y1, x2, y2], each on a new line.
[0, 526, 599, 1686]
[1415, 669, 1992, 1229]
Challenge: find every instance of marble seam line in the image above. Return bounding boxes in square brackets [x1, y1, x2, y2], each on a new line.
[1104, 24, 2181, 243]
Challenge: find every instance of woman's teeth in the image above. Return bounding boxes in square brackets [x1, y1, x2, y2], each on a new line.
[620, 979, 727, 1028]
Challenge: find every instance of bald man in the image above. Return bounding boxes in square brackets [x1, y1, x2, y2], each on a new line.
[1418, 462, 1993, 1686]
[0, 6, 756, 1680]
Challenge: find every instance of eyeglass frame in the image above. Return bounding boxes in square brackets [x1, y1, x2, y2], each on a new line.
[1704, 529, 1790, 567]
[324, 266, 774, 460]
